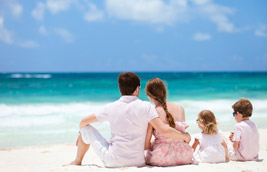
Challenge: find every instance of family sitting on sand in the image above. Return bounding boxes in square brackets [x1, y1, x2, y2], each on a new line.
[65, 72, 260, 167]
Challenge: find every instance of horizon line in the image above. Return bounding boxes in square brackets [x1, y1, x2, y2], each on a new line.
[1, 70, 267, 74]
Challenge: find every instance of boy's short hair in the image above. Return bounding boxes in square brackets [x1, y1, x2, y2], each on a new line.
[232, 98, 253, 117]
[118, 72, 140, 96]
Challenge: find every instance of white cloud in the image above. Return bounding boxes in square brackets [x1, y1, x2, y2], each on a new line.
[193, 0, 212, 5]
[32, 2, 46, 20]
[0, 17, 14, 44]
[192, 0, 237, 33]
[39, 26, 74, 43]
[18, 40, 39, 48]
[208, 8, 235, 33]
[0, 0, 23, 18]
[39, 25, 48, 35]
[0, 16, 38, 48]
[54, 28, 74, 43]
[32, 0, 75, 20]
[10, 2, 23, 18]
[106, 0, 188, 24]
[106, 0, 241, 33]
[105, 0, 238, 33]
[84, 3, 104, 22]
[29, 0, 239, 35]
[46, 0, 74, 14]
[30, 0, 238, 34]
[255, 25, 267, 38]
[193, 33, 211, 41]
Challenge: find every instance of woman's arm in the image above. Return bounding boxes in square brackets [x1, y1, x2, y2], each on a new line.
[221, 141, 229, 160]
[191, 138, 199, 152]
[144, 124, 153, 150]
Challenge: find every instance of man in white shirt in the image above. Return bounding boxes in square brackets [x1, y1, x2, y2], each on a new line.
[66, 72, 190, 167]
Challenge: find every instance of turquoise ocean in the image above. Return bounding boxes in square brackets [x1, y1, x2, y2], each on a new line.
[0, 72, 267, 148]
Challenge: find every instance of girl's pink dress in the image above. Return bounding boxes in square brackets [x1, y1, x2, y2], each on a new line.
[145, 121, 193, 166]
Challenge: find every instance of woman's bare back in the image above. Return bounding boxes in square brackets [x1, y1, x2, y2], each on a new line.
[155, 102, 185, 123]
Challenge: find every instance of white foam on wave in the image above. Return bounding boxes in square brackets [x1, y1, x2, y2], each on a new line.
[0, 128, 77, 136]
[0, 99, 266, 147]
[10, 74, 51, 79]
[0, 102, 106, 128]
[0, 99, 266, 129]
[176, 99, 267, 121]
[0, 102, 105, 117]
[0, 116, 65, 127]
[1, 99, 266, 119]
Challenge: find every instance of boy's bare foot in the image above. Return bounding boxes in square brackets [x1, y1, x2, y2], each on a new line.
[63, 160, 81, 166]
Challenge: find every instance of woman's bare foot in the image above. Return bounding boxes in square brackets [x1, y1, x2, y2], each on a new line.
[63, 160, 81, 166]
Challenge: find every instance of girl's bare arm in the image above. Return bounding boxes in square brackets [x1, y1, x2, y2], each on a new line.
[191, 138, 199, 152]
[221, 140, 229, 160]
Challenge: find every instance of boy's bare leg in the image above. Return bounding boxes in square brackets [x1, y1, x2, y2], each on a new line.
[64, 135, 90, 166]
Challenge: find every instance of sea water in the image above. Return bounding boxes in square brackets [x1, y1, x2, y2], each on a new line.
[0, 72, 267, 147]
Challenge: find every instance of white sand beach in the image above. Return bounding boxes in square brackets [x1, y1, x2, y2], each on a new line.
[1, 129, 267, 172]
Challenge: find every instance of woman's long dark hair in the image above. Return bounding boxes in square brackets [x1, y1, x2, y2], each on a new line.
[145, 78, 175, 128]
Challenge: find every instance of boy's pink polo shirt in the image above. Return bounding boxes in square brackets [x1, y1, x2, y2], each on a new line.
[233, 120, 259, 161]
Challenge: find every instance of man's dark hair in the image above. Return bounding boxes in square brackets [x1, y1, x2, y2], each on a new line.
[118, 72, 140, 95]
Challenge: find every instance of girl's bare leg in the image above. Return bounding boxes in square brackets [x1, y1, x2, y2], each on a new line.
[64, 135, 90, 166]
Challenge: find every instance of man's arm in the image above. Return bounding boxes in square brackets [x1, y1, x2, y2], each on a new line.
[79, 114, 98, 129]
[149, 117, 191, 143]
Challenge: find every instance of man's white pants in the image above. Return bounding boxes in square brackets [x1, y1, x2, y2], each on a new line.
[80, 125, 117, 167]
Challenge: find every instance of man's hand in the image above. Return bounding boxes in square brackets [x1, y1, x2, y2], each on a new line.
[149, 118, 191, 142]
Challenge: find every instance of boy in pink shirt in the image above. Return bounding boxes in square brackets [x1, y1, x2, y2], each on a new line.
[229, 98, 259, 161]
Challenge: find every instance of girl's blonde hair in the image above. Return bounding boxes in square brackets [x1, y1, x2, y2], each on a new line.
[198, 110, 218, 135]
[145, 78, 175, 128]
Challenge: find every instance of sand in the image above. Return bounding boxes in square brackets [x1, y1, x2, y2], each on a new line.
[1, 129, 267, 172]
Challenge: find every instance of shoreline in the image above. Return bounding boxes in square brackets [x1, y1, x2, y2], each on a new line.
[1, 129, 266, 172]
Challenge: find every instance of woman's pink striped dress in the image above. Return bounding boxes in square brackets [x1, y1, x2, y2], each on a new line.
[145, 121, 193, 166]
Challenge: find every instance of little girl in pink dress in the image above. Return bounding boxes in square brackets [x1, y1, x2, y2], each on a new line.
[144, 78, 193, 166]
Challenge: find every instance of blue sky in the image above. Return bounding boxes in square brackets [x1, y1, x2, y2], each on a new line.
[0, 0, 266, 72]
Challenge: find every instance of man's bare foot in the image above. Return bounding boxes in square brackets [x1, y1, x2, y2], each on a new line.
[63, 160, 81, 166]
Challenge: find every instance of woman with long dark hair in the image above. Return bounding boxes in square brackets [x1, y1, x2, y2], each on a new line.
[145, 78, 193, 166]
